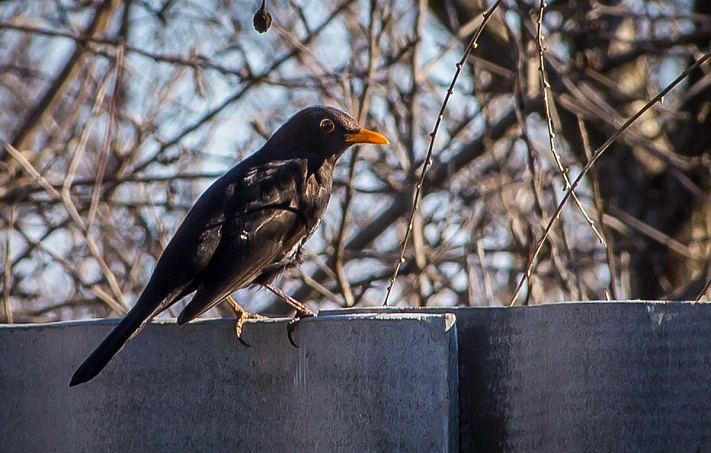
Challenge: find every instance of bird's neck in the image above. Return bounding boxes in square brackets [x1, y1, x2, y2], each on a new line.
[253, 142, 341, 184]
[308, 154, 338, 188]
[307, 152, 336, 170]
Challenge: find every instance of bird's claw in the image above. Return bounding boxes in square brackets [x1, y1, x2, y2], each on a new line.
[286, 310, 315, 348]
[287, 320, 299, 348]
[236, 331, 251, 347]
[233, 311, 267, 347]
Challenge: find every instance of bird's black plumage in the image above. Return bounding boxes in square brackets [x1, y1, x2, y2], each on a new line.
[70, 106, 388, 386]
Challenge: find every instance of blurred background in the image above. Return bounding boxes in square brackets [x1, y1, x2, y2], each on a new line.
[0, 0, 709, 323]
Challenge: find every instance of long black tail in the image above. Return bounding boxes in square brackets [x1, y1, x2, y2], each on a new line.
[69, 295, 160, 387]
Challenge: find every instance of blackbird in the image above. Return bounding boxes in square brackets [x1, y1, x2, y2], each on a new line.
[70, 106, 389, 386]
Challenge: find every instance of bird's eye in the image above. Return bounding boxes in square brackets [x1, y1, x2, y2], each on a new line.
[320, 119, 335, 133]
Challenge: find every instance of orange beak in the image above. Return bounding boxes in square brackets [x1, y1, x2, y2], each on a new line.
[345, 128, 390, 145]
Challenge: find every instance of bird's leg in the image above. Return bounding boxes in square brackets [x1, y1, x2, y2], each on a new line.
[262, 283, 315, 316]
[263, 283, 315, 347]
[225, 295, 267, 347]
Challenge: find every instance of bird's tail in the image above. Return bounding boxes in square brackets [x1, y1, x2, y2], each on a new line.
[69, 292, 162, 387]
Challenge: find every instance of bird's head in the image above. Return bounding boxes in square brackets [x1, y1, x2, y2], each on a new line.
[264, 105, 389, 161]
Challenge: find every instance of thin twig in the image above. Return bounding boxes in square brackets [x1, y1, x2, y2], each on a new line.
[409, 0, 430, 305]
[332, 0, 380, 308]
[696, 270, 711, 301]
[577, 115, 618, 299]
[606, 208, 703, 261]
[3, 142, 128, 312]
[8, 222, 126, 315]
[87, 39, 124, 228]
[3, 206, 15, 324]
[0, 20, 248, 78]
[297, 269, 343, 306]
[508, 48, 711, 306]
[419, 14, 488, 82]
[383, 0, 505, 306]
[511, 19, 547, 305]
[5, 0, 116, 152]
[535, 0, 605, 245]
[475, 240, 493, 303]
[127, 0, 356, 179]
[62, 64, 113, 205]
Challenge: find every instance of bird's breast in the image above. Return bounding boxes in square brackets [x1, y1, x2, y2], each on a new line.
[299, 165, 333, 234]
[241, 159, 331, 277]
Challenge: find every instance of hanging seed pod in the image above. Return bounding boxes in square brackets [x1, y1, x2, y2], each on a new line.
[253, 0, 272, 33]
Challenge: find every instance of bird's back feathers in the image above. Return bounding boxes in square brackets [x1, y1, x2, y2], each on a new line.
[70, 105, 388, 386]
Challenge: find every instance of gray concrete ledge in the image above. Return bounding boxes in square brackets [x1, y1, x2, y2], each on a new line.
[0, 313, 458, 453]
[327, 302, 711, 452]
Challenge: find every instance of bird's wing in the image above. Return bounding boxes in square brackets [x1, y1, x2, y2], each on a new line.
[176, 158, 310, 323]
[70, 161, 263, 386]
[128, 167, 239, 307]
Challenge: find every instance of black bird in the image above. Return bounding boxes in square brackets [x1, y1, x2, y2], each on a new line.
[70, 106, 389, 386]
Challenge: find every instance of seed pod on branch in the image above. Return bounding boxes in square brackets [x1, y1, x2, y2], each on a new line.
[253, 0, 272, 33]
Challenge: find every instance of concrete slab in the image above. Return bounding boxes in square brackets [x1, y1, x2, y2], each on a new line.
[327, 302, 711, 452]
[0, 313, 458, 453]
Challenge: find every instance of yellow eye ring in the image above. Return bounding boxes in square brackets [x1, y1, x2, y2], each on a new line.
[320, 119, 335, 133]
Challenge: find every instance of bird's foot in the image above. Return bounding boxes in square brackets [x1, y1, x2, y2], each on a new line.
[261, 283, 315, 348]
[234, 311, 268, 347]
[286, 308, 316, 348]
[225, 295, 266, 347]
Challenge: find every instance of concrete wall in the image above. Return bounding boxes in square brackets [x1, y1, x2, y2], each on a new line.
[0, 313, 458, 453]
[335, 302, 711, 452]
[2, 302, 711, 452]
